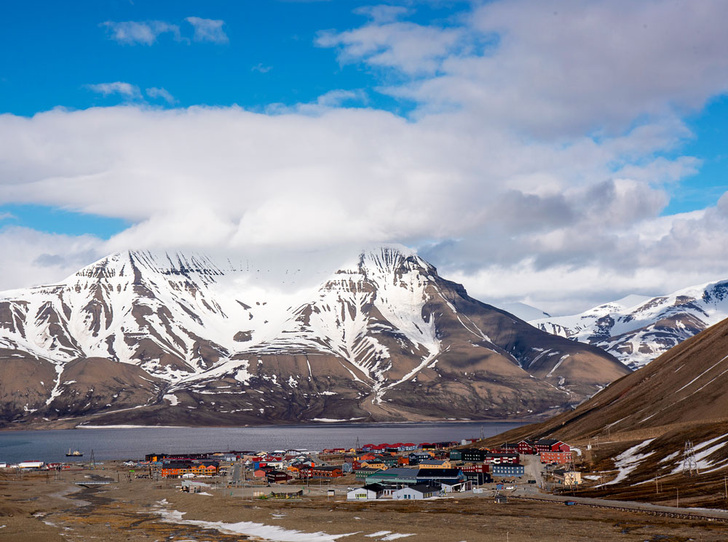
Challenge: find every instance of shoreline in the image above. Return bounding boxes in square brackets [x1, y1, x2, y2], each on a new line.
[0, 417, 536, 433]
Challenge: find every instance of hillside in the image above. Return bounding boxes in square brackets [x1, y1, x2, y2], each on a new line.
[483, 316, 728, 507]
[0, 247, 627, 427]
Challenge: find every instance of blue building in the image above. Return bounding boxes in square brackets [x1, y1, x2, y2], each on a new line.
[491, 464, 525, 477]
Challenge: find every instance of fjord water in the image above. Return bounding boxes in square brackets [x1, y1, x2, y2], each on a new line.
[0, 422, 524, 464]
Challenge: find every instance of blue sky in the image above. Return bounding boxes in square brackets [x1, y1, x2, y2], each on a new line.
[2, 0, 728, 314]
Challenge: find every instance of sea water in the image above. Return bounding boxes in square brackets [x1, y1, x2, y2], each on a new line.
[0, 421, 524, 464]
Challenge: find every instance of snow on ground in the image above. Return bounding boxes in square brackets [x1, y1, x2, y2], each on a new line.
[598, 439, 655, 487]
[156, 508, 356, 541]
[366, 532, 414, 540]
[671, 434, 728, 475]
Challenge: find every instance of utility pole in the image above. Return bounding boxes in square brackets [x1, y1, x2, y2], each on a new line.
[683, 441, 697, 477]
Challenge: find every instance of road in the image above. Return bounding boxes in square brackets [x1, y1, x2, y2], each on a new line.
[512, 492, 728, 522]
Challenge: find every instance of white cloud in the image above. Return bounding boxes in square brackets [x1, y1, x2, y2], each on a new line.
[3, 1, 728, 313]
[146, 87, 177, 104]
[101, 21, 182, 45]
[0, 227, 104, 290]
[86, 82, 142, 100]
[317, 19, 465, 76]
[185, 17, 228, 44]
[252, 63, 273, 74]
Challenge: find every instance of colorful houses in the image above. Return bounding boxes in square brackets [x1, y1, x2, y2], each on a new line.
[311, 465, 344, 478]
[160, 460, 218, 478]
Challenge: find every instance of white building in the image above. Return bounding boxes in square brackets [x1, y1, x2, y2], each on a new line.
[347, 483, 386, 501]
[392, 484, 440, 500]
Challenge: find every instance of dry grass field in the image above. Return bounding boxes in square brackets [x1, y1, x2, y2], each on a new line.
[1, 464, 727, 541]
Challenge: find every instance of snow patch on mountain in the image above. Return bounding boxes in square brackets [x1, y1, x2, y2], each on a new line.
[531, 280, 728, 368]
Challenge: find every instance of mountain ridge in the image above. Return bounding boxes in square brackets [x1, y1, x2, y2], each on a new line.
[530, 279, 728, 369]
[0, 247, 628, 427]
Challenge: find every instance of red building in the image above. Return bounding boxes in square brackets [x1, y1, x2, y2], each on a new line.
[534, 439, 566, 453]
[517, 440, 536, 455]
[311, 466, 344, 478]
[484, 453, 519, 465]
[540, 450, 573, 464]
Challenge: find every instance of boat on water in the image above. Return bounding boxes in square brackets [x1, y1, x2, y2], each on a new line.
[66, 449, 83, 457]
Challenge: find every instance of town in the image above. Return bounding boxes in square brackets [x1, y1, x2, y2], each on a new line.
[4, 437, 577, 500]
[4, 437, 577, 502]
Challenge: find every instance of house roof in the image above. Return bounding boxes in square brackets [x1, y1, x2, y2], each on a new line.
[362, 483, 386, 492]
[402, 484, 438, 494]
[417, 468, 463, 479]
[535, 439, 561, 446]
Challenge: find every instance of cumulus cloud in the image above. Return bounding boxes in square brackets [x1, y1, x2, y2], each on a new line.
[3, 1, 728, 313]
[0, 227, 104, 289]
[185, 17, 228, 44]
[317, 8, 466, 76]
[101, 20, 182, 45]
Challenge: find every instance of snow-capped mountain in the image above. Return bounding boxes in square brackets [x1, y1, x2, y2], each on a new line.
[530, 281, 728, 369]
[0, 247, 628, 427]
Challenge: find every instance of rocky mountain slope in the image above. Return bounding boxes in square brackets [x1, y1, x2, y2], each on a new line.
[482, 314, 728, 507]
[0, 248, 628, 427]
[530, 281, 728, 369]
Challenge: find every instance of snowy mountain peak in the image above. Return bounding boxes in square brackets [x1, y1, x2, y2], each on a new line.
[358, 246, 434, 277]
[0, 247, 627, 427]
[531, 279, 728, 369]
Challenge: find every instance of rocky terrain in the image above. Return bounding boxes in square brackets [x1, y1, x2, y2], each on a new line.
[484, 313, 728, 506]
[0, 247, 627, 427]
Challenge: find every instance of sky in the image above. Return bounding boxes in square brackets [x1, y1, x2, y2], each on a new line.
[2, 0, 728, 315]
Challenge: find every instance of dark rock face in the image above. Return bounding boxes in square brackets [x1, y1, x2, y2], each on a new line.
[0, 248, 628, 427]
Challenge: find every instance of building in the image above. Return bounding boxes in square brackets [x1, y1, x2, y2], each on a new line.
[355, 467, 384, 480]
[311, 466, 343, 478]
[393, 484, 440, 500]
[484, 453, 519, 465]
[517, 440, 536, 455]
[347, 483, 386, 501]
[491, 464, 525, 477]
[366, 467, 419, 486]
[540, 451, 573, 464]
[418, 459, 452, 469]
[267, 470, 293, 483]
[17, 461, 44, 470]
[535, 439, 568, 453]
[563, 471, 582, 486]
[461, 463, 492, 485]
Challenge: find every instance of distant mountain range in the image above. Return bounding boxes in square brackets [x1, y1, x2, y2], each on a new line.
[530, 281, 728, 369]
[0, 247, 627, 427]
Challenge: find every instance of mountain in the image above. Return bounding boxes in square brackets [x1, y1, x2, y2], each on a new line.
[481, 315, 728, 507]
[530, 281, 728, 369]
[0, 248, 628, 427]
[497, 301, 551, 322]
